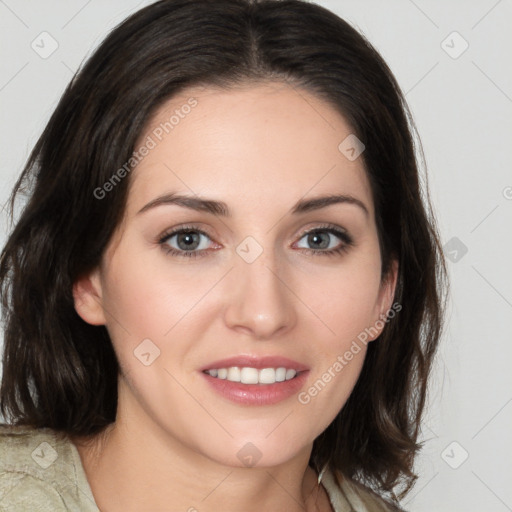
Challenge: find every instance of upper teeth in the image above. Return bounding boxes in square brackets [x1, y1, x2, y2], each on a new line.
[205, 367, 297, 384]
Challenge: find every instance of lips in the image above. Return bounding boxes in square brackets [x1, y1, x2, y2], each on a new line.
[199, 355, 310, 405]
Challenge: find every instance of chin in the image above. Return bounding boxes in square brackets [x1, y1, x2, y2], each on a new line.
[200, 432, 311, 469]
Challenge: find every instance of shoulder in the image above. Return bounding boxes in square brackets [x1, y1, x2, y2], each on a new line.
[322, 467, 405, 512]
[0, 423, 98, 512]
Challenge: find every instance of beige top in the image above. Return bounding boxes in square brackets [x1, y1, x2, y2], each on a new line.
[0, 424, 398, 511]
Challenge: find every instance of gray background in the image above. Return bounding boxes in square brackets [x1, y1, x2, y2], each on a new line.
[1, 1, 511, 510]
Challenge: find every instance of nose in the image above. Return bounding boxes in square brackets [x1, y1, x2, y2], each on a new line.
[223, 246, 297, 340]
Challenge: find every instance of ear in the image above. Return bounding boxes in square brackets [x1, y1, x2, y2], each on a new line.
[368, 258, 399, 341]
[72, 268, 107, 326]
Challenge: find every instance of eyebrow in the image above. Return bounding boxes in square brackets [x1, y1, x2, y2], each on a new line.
[137, 192, 369, 218]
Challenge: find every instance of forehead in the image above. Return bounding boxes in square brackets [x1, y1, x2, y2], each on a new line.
[127, 81, 373, 218]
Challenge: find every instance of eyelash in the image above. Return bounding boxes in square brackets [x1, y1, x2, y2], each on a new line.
[157, 223, 354, 259]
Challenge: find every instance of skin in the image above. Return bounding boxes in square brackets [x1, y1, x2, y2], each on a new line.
[72, 81, 398, 512]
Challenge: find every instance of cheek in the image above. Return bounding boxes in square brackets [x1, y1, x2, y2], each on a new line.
[297, 344, 367, 439]
[98, 244, 224, 384]
[291, 257, 380, 419]
[303, 259, 382, 343]
[101, 244, 203, 339]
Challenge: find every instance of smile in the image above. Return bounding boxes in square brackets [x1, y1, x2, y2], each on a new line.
[203, 367, 298, 385]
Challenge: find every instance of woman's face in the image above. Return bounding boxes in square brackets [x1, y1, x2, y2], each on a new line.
[75, 81, 397, 468]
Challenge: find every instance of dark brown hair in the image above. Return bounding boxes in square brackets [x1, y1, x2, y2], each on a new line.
[0, 0, 447, 504]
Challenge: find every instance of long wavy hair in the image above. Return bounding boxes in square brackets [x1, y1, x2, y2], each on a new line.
[0, 0, 447, 504]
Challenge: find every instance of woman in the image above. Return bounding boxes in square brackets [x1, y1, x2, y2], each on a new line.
[0, 1, 447, 510]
